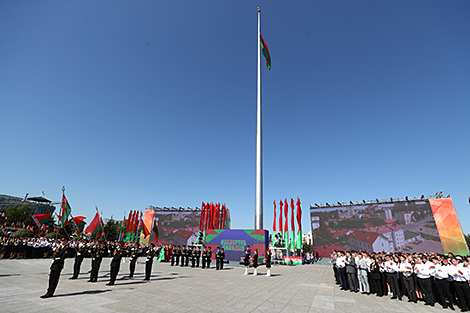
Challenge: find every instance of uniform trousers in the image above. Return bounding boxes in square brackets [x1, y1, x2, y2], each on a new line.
[145, 259, 153, 280]
[454, 281, 470, 310]
[72, 256, 83, 278]
[418, 277, 434, 305]
[434, 278, 453, 308]
[385, 272, 400, 298]
[46, 267, 62, 295]
[401, 274, 417, 301]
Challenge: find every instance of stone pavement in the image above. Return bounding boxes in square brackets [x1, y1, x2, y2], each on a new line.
[0, 258, 448, 312]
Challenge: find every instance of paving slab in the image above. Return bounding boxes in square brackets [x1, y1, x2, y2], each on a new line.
[0, 258, 449, 312]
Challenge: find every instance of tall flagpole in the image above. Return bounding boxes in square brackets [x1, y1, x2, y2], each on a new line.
[255, 7, 263, 230]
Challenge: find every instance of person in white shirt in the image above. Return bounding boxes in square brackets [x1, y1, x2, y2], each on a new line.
[414, 255, 434, 306]
[431, 256, 454, 310]
[383, 255, 401, 300]
[449, 257, 470, 312]
[336, 251, 348, 290]
[398, 255, 416, 303]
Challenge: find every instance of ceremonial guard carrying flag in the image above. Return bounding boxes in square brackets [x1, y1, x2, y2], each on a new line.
[41, 238, 69, 298]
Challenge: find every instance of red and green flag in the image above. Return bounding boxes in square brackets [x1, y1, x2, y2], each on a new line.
[61, 194, 72, 228]
[72, 216, 86, 234]
[295, 197, 303, 250]
[260, 32, 271, 70]
[138, 216, 150, 239]
[85, 212, 103, 238]
[152, 216, 159, 242]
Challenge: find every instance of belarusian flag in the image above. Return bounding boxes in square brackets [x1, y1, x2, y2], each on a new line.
[152, 216, 159, 242]
[61, 194, 72, 228]
[85, 212, 103, 238]
[72, 216, 86, 234]
[139, 216, 150, 239]
[260, 32, 271, 70]
[295, 196, 303, 250]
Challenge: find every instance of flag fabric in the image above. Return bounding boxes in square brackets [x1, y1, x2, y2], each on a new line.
[295, 197, 303, 249]
[139, 215, 150, 239]
[152, 216, 159, 242]
[273, 200, 276, 232]
[126, 211, 132, 234]
[284, 198, 289, 248]
[32, 214, 52, 228]
[61, 194, 72, 228]
[0, 212, 5, 218]
[260, 32, 271, 70]
[199, 203, 205, 231]
[85, 212, 103, 237]
[157, 248, 165, 262]
[290, 198, 295, 249]
[72, 216, 86, 234]
[279, 200, 283, 233]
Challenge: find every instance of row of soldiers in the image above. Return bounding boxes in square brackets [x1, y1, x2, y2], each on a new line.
[331, 249, 470, 311]
[169, 245, 226, 270]
[40, 238, 229, 298]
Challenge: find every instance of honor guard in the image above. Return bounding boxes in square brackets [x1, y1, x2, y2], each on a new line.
[107, 242, 124, 286]
[70, 239, 87, 279]
[40, 238, 69, 298]
[215, 247, 223, 270]
[88, 241, 105, 282]
[128, 243, 139, 278]
[144, 243, 156, 281]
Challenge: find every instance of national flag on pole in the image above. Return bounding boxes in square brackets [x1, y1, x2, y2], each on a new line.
[284, 198, 289, 248]
[260, 32, 271, 70]
[290, 198, 295, 249]
[152, 216, 159, 242]
[32, 213, 52, 228]
[85, 212, 103, 237]
[295, 197, 303, 249]
[61, 193, 72, 228]
[279, 200, 283, 234]
[273, 200, 277, 233]
[72, 216, 86, 234]
[139, 215, 150, 239]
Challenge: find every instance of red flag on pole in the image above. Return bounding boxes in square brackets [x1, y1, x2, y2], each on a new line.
[215, 203, 220, 229]
[296, 197, 302, 231]
[126, 211, 132, 233]
[199, 202, 205, 231]
[279, 200, 283, 232]
[290, 198, 295, 232]
[273, 200, 277, 232]
[284, 198, 288, 233]
[204, 203, 209, 230]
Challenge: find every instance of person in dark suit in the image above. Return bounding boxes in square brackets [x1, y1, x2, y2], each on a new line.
[88, 241, 105, 282]
[215, 247, 222, 270]
[40, 239, 69, 298]
[144, 243, 156, 281]
[220, 248, 225, 270]
[345, 251, 358, 292]
[107, 242, 124, 286]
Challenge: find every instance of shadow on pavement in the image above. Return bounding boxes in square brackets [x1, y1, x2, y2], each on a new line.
[54, 289, 111, 297]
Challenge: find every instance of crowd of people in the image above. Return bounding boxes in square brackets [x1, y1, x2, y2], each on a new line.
[331, 250, 470, 311]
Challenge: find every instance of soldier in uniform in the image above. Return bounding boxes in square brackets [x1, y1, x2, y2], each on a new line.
[128, 243, 139, 278]
[206, 246, 212, 269]
[195, 246, 201, 267]
[265, 248, 271, 276]
[180, 245, 186, 267]
[244, 246, 251, 275]
[88, 241, 105, 282]
[170, 245, 176, 266]
[220, 248, 225, 270]
[185, 245, 190, 266]
[175, 245, 181, 266]
[215, 247, 223, 271]
[70, 239, 87, 279]
[107, 242, 124, 286]
[40, 238, 69, 298]
[191, 246, 197, 268]
[144, 243, 156, 281]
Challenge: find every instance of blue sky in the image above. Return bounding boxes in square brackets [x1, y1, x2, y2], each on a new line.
[1, 1, 469, 235]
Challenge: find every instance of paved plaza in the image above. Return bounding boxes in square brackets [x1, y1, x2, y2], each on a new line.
[0, 258, 447, 313]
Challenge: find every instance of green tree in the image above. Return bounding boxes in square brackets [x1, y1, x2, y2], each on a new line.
[103, 219, 119, 241]
[465, 234, 470, 250]
[6, 205, 32, 224]
[13, 229, 34, 238]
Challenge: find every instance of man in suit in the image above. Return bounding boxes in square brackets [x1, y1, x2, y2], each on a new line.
[144, 243, 156, 281]
[40, 238, 69, 298]
[345, 251, 359, 292]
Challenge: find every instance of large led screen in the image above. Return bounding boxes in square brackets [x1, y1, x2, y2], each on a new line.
[310, 198, 468, 257]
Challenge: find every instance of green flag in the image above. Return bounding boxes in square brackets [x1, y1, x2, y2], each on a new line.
[157, 248, 165, 262]
[61, 194, 72, 228]
[296, 231, 302, 250]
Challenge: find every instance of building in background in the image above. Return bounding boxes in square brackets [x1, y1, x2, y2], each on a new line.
[0, 194, 56, 215]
